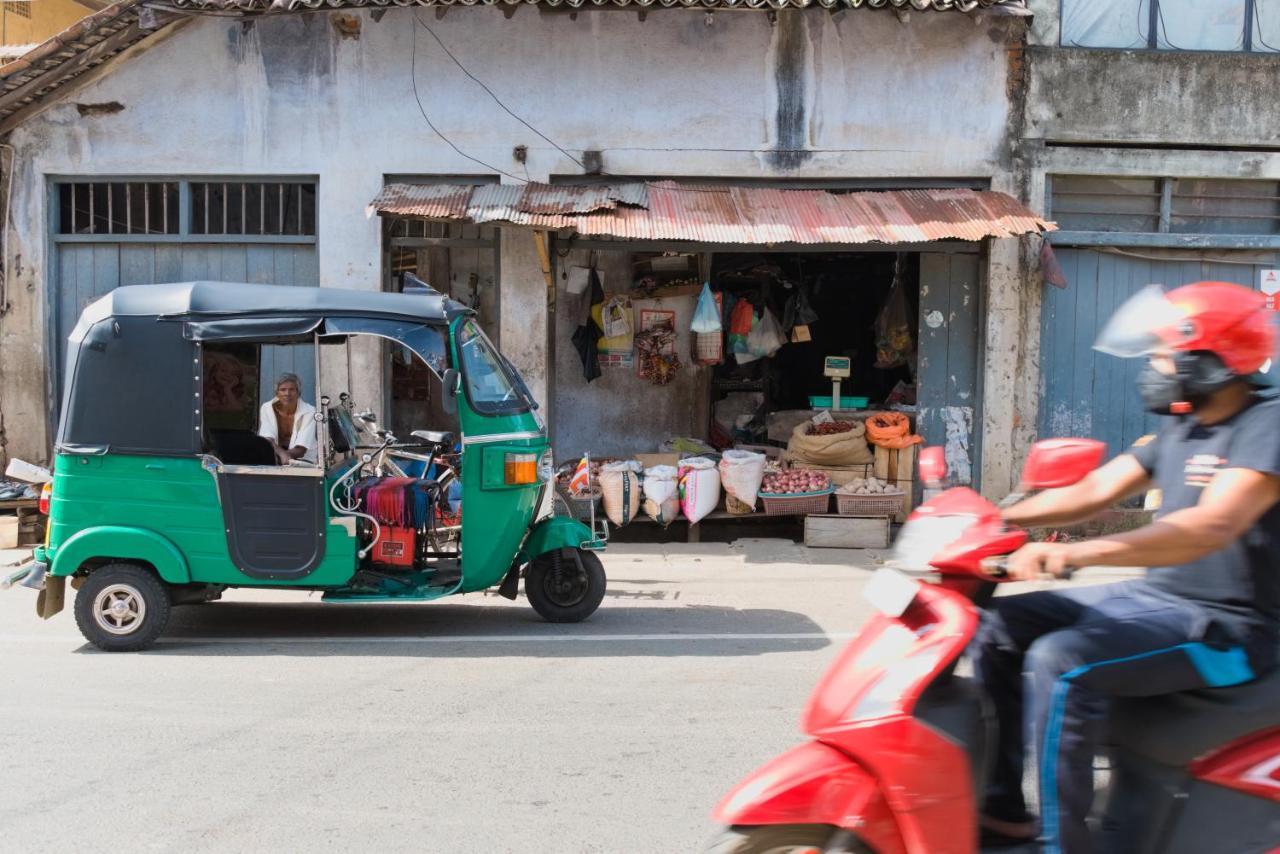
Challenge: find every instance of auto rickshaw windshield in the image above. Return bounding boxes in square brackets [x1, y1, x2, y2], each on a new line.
[457, 319, 532, 415]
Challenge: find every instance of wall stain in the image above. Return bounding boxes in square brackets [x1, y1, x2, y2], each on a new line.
[768, 11, 811, 170]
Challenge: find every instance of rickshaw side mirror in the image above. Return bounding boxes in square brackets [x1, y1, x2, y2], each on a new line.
[1020, 438, 1107, 490]
[441, 368, 460, 415]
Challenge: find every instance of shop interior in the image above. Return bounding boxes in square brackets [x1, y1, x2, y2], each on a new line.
[704, 251, 920, 447]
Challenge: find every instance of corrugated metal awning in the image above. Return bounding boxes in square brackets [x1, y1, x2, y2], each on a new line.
[369, 181, 1055, 245]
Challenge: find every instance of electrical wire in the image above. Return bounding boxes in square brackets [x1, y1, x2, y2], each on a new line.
[410, 21, 527, 183]
[414, 14, 593, 174]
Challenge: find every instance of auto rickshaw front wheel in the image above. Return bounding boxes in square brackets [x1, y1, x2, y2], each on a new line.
[525, 548, 606, 623]
[73, 563, 171, 652]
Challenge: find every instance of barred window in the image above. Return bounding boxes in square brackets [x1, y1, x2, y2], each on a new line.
[1051, 175, 1280, 236]
[190, 181, 316, 236]
[7, 1, 31, 19]
[57, 182, 180, 235]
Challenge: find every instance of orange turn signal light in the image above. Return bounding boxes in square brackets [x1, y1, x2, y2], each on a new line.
[504, 453, 538, 485]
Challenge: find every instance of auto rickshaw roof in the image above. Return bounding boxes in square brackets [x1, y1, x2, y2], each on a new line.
[82, 281, 471, 326]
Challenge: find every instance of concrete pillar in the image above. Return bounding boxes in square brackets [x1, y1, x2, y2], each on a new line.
[980, 174, 1046, 498]
[497, 228, 550, 417]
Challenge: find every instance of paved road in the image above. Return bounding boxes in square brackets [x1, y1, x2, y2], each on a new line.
[0, 540, 887, 854]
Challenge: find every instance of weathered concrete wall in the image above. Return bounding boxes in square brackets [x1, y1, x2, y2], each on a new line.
[0, 6, 1026, 470]
[1027, 47, 1280, 146]
[551, 249, 701, 462]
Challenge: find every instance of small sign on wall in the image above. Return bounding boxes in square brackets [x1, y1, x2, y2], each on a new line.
[1261, 269, 1280, 310]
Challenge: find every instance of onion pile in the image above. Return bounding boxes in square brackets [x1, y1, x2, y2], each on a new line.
[806, 420, 856, 436]
[762, 469, 832, 495]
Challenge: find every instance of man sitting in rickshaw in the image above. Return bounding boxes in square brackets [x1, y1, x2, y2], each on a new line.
[257, 372, 317, 465]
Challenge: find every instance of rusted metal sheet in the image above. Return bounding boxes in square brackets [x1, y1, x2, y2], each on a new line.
[171, 0, 1023, 12]
[366, 182, 473, 220]
[372, 181, 1055, 245]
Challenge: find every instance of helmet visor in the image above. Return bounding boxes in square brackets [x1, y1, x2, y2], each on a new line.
[1093, 284, 1189, 359]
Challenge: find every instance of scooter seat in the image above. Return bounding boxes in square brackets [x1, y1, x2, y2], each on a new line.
[1110, 666, 1280, 767]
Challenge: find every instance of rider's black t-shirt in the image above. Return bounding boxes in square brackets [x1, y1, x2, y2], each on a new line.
[1129, 388, 1280, 669]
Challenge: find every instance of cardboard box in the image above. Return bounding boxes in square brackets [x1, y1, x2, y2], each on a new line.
[873, 445, 917, 523]
[634, 453, 680, 470]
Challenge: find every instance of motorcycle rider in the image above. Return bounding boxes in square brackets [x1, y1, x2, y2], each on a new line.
[971, 281, 1280, 852]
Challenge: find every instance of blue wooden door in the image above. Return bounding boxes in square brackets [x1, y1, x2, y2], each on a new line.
[54, 242, 319, 418]
[918, 253, 981, 486]
[1038, 248, 1273, 457]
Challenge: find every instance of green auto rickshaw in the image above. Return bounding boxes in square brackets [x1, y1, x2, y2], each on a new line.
[6, 281, 607, 651]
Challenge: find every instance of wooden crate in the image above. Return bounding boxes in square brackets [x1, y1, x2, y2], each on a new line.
[873, 446, 917, 523]
[804, 514, 890, 549]
[0, 514, 17, 550]
[0, 498, 44, 547]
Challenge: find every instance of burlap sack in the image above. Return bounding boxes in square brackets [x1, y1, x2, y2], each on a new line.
[787, 421, 873, 466]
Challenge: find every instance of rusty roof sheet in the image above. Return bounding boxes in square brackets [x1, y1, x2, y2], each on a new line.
[372, 181, 1055, 245]
[171, 0, 1025, 12]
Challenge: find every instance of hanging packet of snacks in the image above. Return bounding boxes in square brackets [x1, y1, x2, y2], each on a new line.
[636, 309, 681, 385]
[601, 295, 634, 340]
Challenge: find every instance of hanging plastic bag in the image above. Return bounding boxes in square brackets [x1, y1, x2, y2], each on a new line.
[875, 274, 912, 369]
[747, 308, 785, 358]
[782, 285, 819, 332]
[691, 283, 722, 334]
[727, 299, 755, 358]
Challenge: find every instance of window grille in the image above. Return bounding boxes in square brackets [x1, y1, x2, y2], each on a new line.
[190, 181, 316, 236]
[1051, 175, 1280, 236]
[1049, 176, 1162, 233]
[7, 1, 31, 19]
[56, 182, 180, 235]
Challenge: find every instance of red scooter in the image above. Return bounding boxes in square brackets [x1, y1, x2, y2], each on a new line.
[708, 441, 1280, 854]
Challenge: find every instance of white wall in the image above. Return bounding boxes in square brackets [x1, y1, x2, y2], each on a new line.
[0, 6, 1019, 466]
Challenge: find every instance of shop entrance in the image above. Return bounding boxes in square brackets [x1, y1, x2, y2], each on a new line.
[551, 243, 981, 489]
[708, 251, 920, 449]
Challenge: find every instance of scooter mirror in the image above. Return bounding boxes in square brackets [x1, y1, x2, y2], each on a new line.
[1020, 438, 1107, 490]
[918, 446, 946, 487]
[440, 368, 460, 416]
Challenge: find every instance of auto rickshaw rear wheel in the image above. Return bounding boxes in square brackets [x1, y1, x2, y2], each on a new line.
[73, 563, 171, 652]
[525, 548, 606, 623]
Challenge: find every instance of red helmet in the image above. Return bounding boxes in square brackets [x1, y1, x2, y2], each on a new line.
[1096, 281, 1275, 377]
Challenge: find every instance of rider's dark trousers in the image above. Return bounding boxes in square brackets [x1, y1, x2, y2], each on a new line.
[970, 580, 1254, 854]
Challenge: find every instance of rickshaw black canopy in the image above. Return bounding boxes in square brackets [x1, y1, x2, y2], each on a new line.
[57, 282, 469, 457]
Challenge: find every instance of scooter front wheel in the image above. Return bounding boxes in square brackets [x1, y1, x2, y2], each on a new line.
[705, 825, 872, 854]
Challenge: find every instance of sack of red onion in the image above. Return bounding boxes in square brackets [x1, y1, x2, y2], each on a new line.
[761, 470, 832, 495]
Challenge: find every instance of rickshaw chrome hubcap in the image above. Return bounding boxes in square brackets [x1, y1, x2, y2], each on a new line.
[93, 584, 146, 635]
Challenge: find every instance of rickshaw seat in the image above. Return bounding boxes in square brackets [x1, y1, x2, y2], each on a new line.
[209, 430, 277, 466]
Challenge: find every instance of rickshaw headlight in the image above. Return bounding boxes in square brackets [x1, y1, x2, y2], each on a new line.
[504, 453, 539, 485]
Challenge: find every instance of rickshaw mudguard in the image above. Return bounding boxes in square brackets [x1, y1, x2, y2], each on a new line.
[519, 516, 594, 564]
[49, 526, 191, 584]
